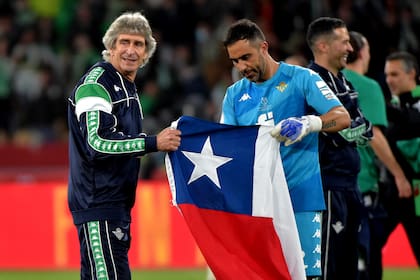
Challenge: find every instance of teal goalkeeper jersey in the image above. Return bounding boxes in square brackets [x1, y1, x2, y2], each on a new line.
[221, 62, 342, 212]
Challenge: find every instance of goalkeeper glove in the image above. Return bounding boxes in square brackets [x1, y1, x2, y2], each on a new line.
[270, 115, 322, 146]
[338, 117, 373, 146]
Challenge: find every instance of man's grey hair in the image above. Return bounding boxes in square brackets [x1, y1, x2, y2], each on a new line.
[102, 11, 156, 67]
[386, 51, 419, 76]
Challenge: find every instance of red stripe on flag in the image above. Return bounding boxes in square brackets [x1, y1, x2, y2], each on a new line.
[179, 204, 292, 280]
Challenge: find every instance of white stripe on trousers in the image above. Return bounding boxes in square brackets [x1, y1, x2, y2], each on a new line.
[83, 224, 95, 280]
[323, 190, 332, 280]
[83, 221, 119, 280]
[104, 221, 118, 280]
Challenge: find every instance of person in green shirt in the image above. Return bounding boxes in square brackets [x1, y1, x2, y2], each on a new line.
[343, 31, 412, 280]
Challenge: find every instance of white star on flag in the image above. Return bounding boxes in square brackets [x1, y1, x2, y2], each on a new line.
[182, 136, 233, 188]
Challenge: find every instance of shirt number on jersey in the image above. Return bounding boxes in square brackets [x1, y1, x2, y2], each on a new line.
[257, 112, 275, 126]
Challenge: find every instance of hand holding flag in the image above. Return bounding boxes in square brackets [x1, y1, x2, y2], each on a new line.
[271, 115, 322, 146]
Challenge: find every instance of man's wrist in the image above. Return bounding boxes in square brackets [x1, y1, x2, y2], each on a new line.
[306, 115, 322, 132]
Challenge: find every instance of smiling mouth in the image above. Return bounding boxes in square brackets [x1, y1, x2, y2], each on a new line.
[122, 57, 138, 63]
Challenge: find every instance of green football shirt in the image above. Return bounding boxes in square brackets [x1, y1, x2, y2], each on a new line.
[343, 69, 388, 193]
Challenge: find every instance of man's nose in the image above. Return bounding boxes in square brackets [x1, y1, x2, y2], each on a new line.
[235, 61, 247, 72]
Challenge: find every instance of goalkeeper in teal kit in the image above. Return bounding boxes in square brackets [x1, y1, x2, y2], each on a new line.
[220, 19, 351, 279]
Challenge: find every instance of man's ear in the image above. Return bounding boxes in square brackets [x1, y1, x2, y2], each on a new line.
[409, 67, 417, 80]
[260, 41, 269, 53]
[313, 39, 328, 55]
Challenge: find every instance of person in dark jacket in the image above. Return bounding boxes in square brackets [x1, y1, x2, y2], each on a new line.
[381, 50, 420, 269]
[67, 11, 181, 280]
[306, 17, 373, 280]
[343, 32, 412, 280]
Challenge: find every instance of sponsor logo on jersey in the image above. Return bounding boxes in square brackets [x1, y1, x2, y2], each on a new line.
[239, 93, 251, 102]
[316, 80, 337, 100]
[275, 81, 288, 92]
[114, 85, 122, 92]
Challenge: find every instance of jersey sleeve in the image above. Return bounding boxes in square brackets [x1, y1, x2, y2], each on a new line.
[303, 69, 342, 114]
[74, 75, 156, 160]
[78, 110, 156, 159]
[220, 86, 238, 125]
[358, 80, 388, 127]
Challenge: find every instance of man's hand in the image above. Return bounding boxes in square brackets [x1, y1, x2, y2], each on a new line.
[338, 117, 373, 146]
[157, 127, 181, 152]
[270, 115, 322, 146]
[395, 174, 412, 198]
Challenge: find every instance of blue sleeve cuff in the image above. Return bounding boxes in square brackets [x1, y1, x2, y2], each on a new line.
[145, 135, 158, 153]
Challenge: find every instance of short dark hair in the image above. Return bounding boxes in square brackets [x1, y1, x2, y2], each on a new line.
[386, 51, 419, 76]
[223, 19, 265, 48]
[347, 31, 365, 63]
[306, 17, 347, 50]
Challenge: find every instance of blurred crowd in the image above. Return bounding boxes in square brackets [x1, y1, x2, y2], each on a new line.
[1, 0, 420, 177]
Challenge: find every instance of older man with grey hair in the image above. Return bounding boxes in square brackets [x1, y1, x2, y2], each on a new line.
[67, 11, 181, 280]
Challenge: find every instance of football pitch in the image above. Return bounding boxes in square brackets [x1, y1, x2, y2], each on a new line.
[0, 268, 418, 279]
[0, 269, 206, 280]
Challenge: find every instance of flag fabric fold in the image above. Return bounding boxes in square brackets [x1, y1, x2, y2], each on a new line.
[165, 116, 305, 280]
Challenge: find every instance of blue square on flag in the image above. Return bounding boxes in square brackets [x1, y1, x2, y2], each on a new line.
[170, 117, 258, 214]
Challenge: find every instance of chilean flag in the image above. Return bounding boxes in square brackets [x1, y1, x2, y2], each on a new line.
[165, 116, 305, 280]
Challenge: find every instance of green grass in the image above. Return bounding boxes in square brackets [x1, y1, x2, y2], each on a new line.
[0, 269, 206, 280]
[0, 268, 418, 279]
[383, 268, 420, 280]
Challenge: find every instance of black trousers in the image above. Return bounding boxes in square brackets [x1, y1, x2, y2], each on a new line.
[77, 220, 132, 280]
[322, 188, 364, 280]
[358, 191, 388, 280]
